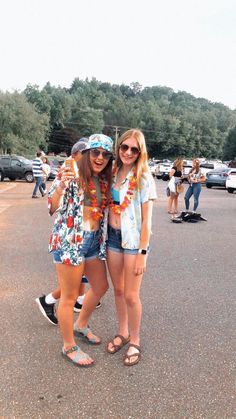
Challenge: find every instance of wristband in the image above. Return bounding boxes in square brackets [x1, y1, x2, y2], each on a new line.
[138, 249, 147, 255]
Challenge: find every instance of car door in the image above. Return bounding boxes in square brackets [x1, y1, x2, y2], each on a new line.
[10, 158, 23, 178]
[0, 157, 11, 177]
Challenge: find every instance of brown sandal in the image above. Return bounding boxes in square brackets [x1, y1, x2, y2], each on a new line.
[123, 344, 141, 366]
[107, 334, 130, 354]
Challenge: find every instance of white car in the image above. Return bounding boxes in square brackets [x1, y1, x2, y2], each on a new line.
[155, 160, 172, 180]
[226, 169, 236, 193]
[149, 160, 161, 177]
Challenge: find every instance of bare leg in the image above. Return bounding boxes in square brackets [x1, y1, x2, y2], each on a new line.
[51, 279, 86, 301]
[106, 250, 129, 351]
[173, 194, 179, 213]
[78, 283, 86, 296]
[123, 254, 143, 364]
[75, 259, 108, 343]
[52, 287, 61, 300]
[167, 196, 174, 213]
[56, 263, 93, 365]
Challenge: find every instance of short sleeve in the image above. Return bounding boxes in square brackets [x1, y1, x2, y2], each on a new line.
[140, 173, 157, 203]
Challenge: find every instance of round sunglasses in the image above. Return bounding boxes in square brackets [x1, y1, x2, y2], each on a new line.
[119, 143, 140, 155]
[90, 148, 113, 160]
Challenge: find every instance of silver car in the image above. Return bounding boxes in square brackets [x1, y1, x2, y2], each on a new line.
[206, 167, 233, 188]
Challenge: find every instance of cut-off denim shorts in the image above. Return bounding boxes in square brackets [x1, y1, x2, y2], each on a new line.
[106, 224, 138, 255]
[52, 230, 100, 264]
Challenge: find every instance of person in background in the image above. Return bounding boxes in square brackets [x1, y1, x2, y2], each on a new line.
[41, 156, 51, 194]
[106, 129, 157, 366]
[167, 158, 184, 214]
[35, 138, 101, 326]
[32, 151, 45, 198]
[46, 134, 113, 367]
[184, 158, 206, 212]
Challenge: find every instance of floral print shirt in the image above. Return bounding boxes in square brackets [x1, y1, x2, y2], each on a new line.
[48, 176, 108, 266]
[113, 168, 157, 249]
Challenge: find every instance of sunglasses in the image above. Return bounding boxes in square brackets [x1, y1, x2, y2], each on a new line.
[90, 148, 112, 160]
[119, 143, 140, 155]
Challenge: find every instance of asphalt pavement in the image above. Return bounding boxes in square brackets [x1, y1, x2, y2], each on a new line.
[0, 179, 235, 419]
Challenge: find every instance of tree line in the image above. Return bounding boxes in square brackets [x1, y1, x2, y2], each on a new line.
[1, 78, 236, 160]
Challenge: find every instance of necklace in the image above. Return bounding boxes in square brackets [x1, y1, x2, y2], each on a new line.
[110, 168, 137, 215]
[88, 176, 108, 220]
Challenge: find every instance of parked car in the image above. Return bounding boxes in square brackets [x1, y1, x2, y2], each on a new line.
[155, 160, 172, 180]
[0, 155, 34, 182]
[47, 157, 66, 180]
[149, 160, 161, 177]
[226, 169, 236, 193]
[206, 167, 233, 188]
[200, 162, 227, 177]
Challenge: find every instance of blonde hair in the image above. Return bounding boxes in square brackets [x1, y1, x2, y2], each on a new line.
[115, 129, 150, 184]
[173, 158, 184, 172]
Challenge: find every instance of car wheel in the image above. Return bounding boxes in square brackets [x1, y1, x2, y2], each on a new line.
[8, 176, 16, 181]
[0, 171, 4, 181]
[25, 172, 34, 183]
[227, 188, 234, 194]
[206, 184, 212, 188]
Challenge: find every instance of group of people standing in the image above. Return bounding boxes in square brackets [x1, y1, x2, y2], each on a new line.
[167, 158, 206, 215]
[36, 129, 157, 367]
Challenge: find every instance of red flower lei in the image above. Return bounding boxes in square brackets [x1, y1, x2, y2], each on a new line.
[109, 168, 138, 215]
[88, 177, 108, 220]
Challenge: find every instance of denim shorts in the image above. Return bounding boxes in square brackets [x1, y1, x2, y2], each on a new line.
[52, 230, 100, 264]
[106, 225, 138, 255]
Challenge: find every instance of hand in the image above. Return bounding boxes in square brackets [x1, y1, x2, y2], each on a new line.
[60, 166, 77, 187]
[134, 254, 147, 276]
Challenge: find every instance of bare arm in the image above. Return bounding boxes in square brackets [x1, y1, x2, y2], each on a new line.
[49, 181, 66, 215]
[48, 167, 75, 215]
[134, 200, 154, 276]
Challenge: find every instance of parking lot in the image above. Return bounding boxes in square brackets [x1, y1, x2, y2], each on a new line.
[0, 179, 235, 419]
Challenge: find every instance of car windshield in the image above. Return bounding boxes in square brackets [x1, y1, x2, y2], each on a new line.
[18, 157, 32, 165]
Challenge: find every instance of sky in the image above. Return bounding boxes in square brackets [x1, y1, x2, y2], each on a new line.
[1, 0, 236, 109]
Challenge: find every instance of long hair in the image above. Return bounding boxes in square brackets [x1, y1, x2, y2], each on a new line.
[115, 129, 150, 184]
[42, 157, 50, 165]
[189, 158, 200, 175]
[173, 158, 184, 172]
[78, 151, 113, 200]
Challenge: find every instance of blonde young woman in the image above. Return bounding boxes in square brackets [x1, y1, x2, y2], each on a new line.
[48, 134, 113, 367]
[184, 158, 206, 212]
[167, 158, 184, 214]
[106, 129, 157, 366]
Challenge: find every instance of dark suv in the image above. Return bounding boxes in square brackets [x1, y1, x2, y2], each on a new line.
[0, 155, 34, 182]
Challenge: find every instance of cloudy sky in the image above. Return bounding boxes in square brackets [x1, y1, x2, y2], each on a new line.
[1, 0, 236, 109]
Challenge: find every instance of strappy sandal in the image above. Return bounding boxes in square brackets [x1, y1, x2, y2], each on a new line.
[107, 334, 130, 354]
[123, 344, 141, 366]
[73, 325, 101, 345]
[62, 345, 94, 367]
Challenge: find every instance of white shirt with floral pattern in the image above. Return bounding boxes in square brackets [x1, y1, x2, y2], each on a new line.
[113, 168, 157, 249]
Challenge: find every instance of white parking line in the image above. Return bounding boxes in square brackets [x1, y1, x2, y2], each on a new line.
[0, 204, 11, 214]
[0, 184, 17, 194]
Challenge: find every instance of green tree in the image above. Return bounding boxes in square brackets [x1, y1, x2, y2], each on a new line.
[223, 126, 236, 160]
[0, 92, 49, 154]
